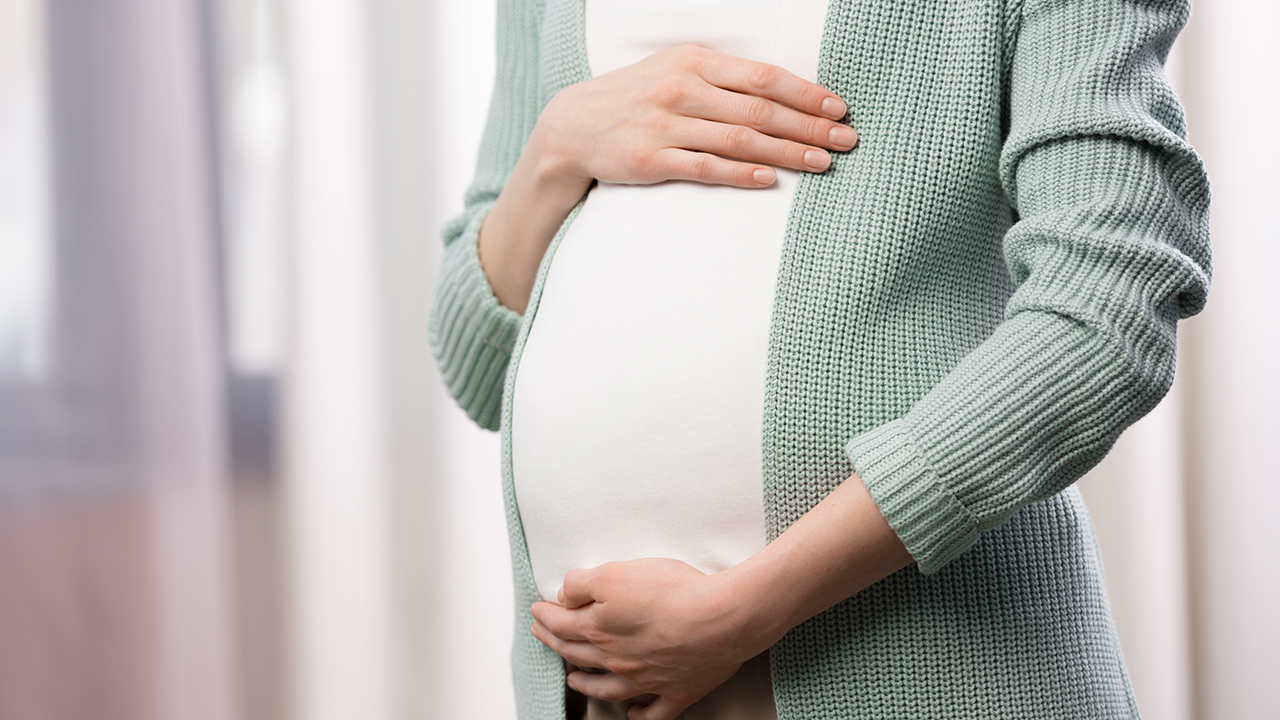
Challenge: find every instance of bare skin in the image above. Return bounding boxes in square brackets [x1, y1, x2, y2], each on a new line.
[475, 44, 911, 720]
[477, 44, 856, 313]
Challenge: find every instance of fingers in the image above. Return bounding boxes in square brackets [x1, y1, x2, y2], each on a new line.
[689, 86, 857, 152]
[628, 695, 692, 720]
[682, 47, 846, 121]
[567, 671, 645, 704]
[531, 601, 592, 641]
[531, 621, 610, 667]
[650, 148, 777, 188]
[670, 117, 833, 173]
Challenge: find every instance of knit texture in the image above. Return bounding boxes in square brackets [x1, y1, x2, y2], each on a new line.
[428, 0, 1211, 716]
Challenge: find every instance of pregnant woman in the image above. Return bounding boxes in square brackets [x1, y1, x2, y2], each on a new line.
[429, 0, 1210, 717]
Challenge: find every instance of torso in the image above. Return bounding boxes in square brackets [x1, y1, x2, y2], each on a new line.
[511, 0, 830, 604]
[493, 0, 1146, 714]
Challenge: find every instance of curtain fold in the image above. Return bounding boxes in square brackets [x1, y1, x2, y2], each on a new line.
[1077, 2, 1280, 717]
[0, 2, 239, 720]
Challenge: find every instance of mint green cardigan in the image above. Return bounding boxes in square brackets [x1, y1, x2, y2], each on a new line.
[429, 0, 1211, 716]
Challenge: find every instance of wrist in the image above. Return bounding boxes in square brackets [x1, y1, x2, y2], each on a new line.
[478, 131, 591, 314]
[710, 473, 914, 659]
[709, 553, 803, 661]
[524, 120, 593, 200]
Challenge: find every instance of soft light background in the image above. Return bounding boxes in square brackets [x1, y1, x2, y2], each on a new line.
[0, 1, 1274, 719]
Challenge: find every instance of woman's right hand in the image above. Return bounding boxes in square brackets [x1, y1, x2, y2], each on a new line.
[478, 44, 856, 314]
[532, 44, 857, 191]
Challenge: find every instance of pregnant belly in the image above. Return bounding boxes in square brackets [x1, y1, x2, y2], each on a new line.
[511, 173, 798, 601]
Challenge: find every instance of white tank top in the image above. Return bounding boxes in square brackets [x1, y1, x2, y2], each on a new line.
[511, 0, 830, 603]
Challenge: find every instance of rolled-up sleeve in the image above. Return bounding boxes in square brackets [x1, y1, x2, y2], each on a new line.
[428, 0, 543, 431]
[845, 0, 1211, 574]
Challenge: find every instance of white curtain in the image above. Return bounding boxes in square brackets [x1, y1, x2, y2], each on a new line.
[0, 2, 239, 719]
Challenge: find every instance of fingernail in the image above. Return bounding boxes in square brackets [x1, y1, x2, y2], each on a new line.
[829, 126, 857, 149]
[753, 167, 775, 185]
[804, 149, 830, 171]
[821, 97, 847, 119]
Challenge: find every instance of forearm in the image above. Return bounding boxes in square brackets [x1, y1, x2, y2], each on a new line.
[477, 126, 591, 315]
[717, 472, 913, 656]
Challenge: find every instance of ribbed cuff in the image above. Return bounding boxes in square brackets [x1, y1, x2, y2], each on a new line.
[429, 205, 523, 431]
[844, 419, 980, 575]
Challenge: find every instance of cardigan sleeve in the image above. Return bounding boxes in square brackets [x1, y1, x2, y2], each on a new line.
[428, 0, 545, 431]
[843, 0, 1211, 574]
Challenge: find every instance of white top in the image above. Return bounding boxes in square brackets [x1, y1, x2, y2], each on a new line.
[511, 0, 830, 602]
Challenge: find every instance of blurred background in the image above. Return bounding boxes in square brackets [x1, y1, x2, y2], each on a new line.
[0, 1, 1275, 719]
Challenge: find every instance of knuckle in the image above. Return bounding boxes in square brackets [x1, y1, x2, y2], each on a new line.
[723, 126, 751, 156]
[627, 144, 657, 174]
[777, 140, 805, 167]
[688, 154, 713, 182]
[795, 85, 822, 112]
[744, 97, 772, 128]
[673, 44, 707, 70]
[747, 62, 776, 91]
[602, 657, 641, 676]
[805, 115, 827, 143]
[646, 77, 685, 108]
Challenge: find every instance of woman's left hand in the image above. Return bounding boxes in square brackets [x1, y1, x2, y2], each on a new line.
[530, 558, 768, 720]
[530, 473, 914, 720]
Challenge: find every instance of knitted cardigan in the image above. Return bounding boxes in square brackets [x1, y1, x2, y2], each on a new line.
[428, 0, 1211, 716]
